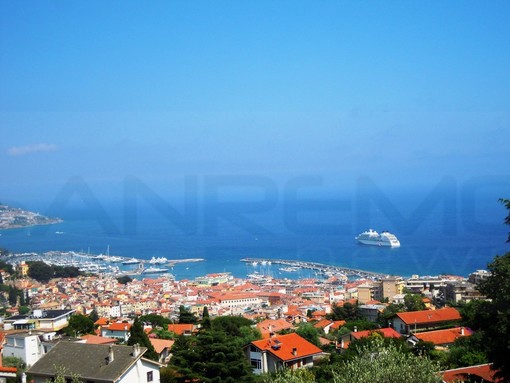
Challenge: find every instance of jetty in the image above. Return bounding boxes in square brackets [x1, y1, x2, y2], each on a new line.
[241, 258, 392, 279]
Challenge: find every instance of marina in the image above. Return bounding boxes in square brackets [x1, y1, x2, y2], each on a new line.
[241, 258, 393, 280]
[3, 250, 205, 279]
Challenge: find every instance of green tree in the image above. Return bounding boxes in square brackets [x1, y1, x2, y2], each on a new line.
[43, 366, 81, 383]
[27, 261, 54, 283]
[89, 308, 99, 323]
[63, 314, 95, 337]
[260, 367, 315, 383]
[331, 338, 441, 383]
[127, 316, 158, 361]
[2, 356, 25, 369]
[445, 332, 487, 369]
[295, 322, 321, 347]
[116, 275, 132, 285]
[18, 306, 30, 315]
[178, 305, 198, 324]
[169, 329, 255, 383]
[8, 286, 18, 306]
[201, 306, 211, 330]
[140, 313, 171, 328]
[476, 255, 510, 379]
[404, 293, 426, 312]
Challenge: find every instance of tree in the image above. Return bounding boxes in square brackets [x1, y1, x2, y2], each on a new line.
[89, 309, 99, 324]
[63, 314, 95, 337]
[127, 316, 158, 361]
[169, 329, 255, 383]
[178, 305, 197, 324]
[471, 198, 510, 381]
[201, 306, 211, 330]
[476, 254, 510, 379]
[403, 293, 425, 312]
[295, 322, 321, 347]
[116, 275, 132, 285]
[330, 338, 441, 383]
[27, 261, 54, 283]
[139, 313, 171, 328]
[260, 367, 315, 383]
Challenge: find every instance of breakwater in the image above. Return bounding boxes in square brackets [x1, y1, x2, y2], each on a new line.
[241, 258, 393, 279]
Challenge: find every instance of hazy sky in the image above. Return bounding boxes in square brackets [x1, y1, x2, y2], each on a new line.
[1, 1, 509, 206]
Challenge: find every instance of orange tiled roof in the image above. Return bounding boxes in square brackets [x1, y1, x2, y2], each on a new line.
[396, 307, 461, 325]
[313, 319, 333, 329]
[442, 363, 501, 383]
[149, 338, 175, 354]
[351, 327, 401, 340]
[80, 334, 117, 345]
[251, 333, 322, 362]
[168, 324, 195, 335]
[94, 317, 109, 326]
[413, 327, 472, 345]
[256, 319, 294, 338]
[331, 320, 346, 329]
[107, 322, 132, 331]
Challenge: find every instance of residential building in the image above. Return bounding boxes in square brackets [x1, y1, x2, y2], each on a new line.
[339, 327, 401, 350]
[407, 327, 473, 349]
[467, 270, 490, 285]
[2, 331, 45, 367]
[359, 304, 387, 322]
[442, 280, 484, 304]
[167, 324, 196, 336]
[391, 307, 461, 335]
[27, 343, 163, 383]
[149, 338, 174, 364]
[442, 363, 501, 383]
[357, 283, 382, 304]
[101, 322, 132, 342]
[246, 333, 323, 374]
[2, 309, 74, 332]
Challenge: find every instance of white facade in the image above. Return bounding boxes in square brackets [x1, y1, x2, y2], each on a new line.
[3, 333, 45, 367]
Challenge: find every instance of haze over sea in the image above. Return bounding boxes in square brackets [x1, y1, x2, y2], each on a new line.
[1, 179, 507, 280]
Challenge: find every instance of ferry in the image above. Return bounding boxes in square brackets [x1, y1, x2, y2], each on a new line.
[122, 258, 140, 265]
[355, 229, 400, 247]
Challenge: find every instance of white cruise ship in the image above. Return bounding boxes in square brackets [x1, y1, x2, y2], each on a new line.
[355, 229, 400, 247]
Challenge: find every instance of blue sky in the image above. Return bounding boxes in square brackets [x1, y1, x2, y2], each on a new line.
[1, 1, 509, 207]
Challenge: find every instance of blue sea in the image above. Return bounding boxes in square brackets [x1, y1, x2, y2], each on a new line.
[1, 191, 508, 280]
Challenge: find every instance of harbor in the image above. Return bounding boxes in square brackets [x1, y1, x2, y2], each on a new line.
[241, 257, 393, 280]
[3, 250, 205, 278]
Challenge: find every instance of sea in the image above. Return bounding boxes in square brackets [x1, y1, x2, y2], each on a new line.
[1, 190, 508, 281]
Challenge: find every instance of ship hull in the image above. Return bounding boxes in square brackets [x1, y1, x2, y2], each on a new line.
[356, 239, 400, 247]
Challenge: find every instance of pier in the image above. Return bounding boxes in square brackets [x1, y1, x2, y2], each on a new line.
[241, 258, 393, 279]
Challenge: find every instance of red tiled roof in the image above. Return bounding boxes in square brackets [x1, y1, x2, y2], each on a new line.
[107, 322, 132, 331]
[442, 363, 501, 382]
[351, 327, 401, 340]
[413, 327, 472, 345]
[80, 334, 117, 345]
[331, 320, 346, 329]
[0, 367, 17, 373]
[250, 333, 322, 362]
[256, 319, 294, 338]
[168, 324, 195, 335]
[150, 338, 175, 354]
[94, 317, 109, 326]
[396, 307, 461, 325]
[313, 319, 333, 329]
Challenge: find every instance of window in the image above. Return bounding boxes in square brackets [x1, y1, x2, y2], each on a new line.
[250, 359, 262, 370]
[147, 371, 153, 382]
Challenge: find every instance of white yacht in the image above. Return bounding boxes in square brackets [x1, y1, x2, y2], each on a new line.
[355, 229, 400, 247]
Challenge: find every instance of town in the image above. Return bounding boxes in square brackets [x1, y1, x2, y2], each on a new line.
[0, 248, 503, 383]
